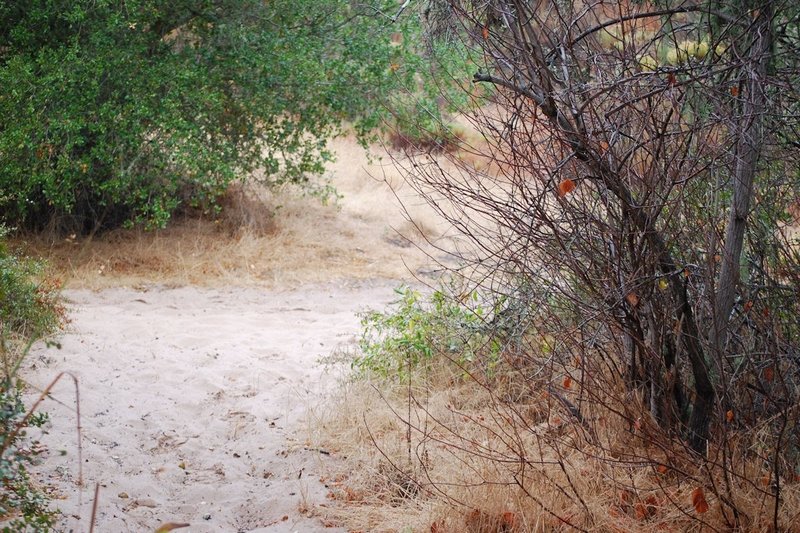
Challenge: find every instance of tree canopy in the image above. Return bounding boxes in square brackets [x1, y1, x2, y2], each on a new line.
[0, 0, 442, 232]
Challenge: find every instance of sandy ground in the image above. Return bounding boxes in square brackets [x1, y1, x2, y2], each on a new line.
[17, 136, 458, 532]
[26, 280, 401, 532]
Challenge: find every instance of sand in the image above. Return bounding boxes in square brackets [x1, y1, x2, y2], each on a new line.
[25, 280, 402, 532]
[18, 134, 458, 532]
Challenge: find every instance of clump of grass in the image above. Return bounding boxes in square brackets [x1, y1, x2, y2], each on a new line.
[386, 123, 466, 154]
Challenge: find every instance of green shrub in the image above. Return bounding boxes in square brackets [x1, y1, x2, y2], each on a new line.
[0, 381, 53, 533]
[0, 0, 474, 232]
[0, 229, 62, 530]
[0, 241, 62, 355]
[354, 285, 499, 380]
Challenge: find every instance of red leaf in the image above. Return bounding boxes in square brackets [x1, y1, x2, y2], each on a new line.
[730, 86, 740, 97]
[667, 73, 677, 86]
[634, 502, 649, 520]
[481, 26, 490, 40]
[558, 179, 576, 196]
[691, 487, 709, 513]
[563, 376, 572, 389]
[764, 366, 775, 382]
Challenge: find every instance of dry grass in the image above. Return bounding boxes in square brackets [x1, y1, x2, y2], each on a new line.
[13, 119, 798, 531]
[313, 353, 800, 533]
[13, 137, 453, 289]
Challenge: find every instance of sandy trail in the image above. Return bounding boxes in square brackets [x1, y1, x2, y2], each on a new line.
[21, 136, 453, 532]
[26, 280, 399, 532]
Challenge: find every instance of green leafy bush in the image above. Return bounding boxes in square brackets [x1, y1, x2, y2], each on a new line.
[0, 382, 53, 533]
[355, 285, 499, 380]
[385, 35, 488, 154]
[0, 242, 62, 356]
[0, 0, 469, 232]
[0, 229, 62, 530]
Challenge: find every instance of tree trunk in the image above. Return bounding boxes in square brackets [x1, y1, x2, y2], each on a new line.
[711, 8, 773, 364]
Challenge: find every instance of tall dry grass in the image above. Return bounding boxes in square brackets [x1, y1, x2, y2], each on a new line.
[313, 335, 800, 532]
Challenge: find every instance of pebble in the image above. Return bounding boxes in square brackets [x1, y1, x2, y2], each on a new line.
[135, 498, 158, 508]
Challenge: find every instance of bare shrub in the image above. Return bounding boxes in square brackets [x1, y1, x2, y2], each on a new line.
[327, 0, 800, 530]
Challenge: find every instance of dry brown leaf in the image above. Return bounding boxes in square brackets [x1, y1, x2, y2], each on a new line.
[154, 523, 190, 533]
[626, 292, 640, 307]
[691, 487, 709, 513]
[501, 511, 518, 528]
[634, 502, 649, 520]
